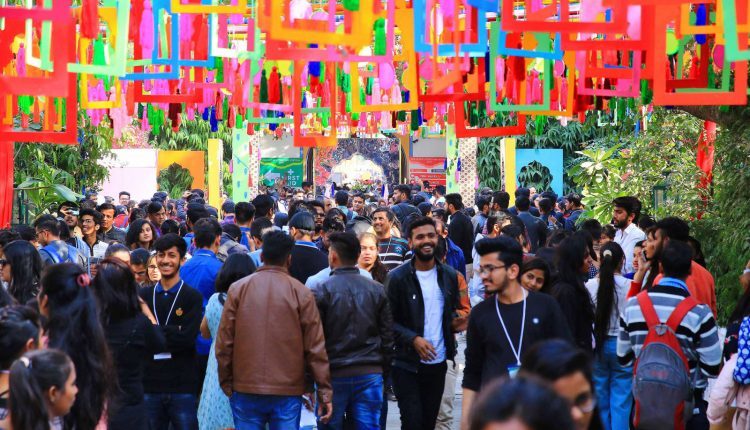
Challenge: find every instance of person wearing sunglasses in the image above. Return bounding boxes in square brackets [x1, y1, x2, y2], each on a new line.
[520, 339, 604, 430]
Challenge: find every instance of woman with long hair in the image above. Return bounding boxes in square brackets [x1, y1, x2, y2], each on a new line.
[198, 253, 256, 430]
[92, 258, 165, 430]
[551, 232, 595, 354]
[585, 242, 632, 430]
[8, 349, 78, 430]
[520, 258, 552, 293]
[357, 232, 388, 284]
[1, 240, 43, 304]
[125, 219, 156, 251]
[40, 263, 114, 430]
[0, 305, 42, 428]
[520, 339, 604, 430]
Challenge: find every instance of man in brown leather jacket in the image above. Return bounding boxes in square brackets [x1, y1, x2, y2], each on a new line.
[216, 230, 333, 428]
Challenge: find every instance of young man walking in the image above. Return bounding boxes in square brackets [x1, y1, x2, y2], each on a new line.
[179, 218, 224, 393]
[314, 232, 394, 429]
[386, 217, 461, 430]
[618, 240, 721, 429]
[140, 234, 203, 430]
[460, 236, 571, 430]
[216, 231, 333, 429]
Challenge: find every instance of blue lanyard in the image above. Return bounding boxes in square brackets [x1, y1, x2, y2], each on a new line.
[658, 277, 690, 292]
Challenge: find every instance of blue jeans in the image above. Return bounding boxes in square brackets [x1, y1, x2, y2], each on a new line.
[144, 393, 198, 430]
[230, 392, 302, 430]
[320, 373, 383, 430]
[594, 337, 633, 430]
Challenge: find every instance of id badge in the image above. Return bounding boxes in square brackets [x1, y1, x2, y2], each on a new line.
[507, 364, 520, 379]
[154, 352, 172, 360]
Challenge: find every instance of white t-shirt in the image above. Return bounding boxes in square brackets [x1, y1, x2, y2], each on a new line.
[417, 267, 446, 364]
[585, 274, 632, 336]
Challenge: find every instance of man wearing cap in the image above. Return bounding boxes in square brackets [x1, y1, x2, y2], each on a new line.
[220, 200, 236, 225]
[288, 212, 329, 284]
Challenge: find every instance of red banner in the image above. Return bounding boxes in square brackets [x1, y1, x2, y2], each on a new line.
[409, 157, 446, 186]
[696, 121, 716, 218]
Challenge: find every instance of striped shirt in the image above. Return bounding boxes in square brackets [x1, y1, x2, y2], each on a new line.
[617, 284, 721, 389]
[378, 237, 410, 271]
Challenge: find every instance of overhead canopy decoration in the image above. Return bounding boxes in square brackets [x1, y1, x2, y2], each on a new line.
[0, 0, 746, 147]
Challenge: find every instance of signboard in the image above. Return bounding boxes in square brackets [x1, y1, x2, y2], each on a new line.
[260, 158, 304, 187]
[409, 157, 446, 186]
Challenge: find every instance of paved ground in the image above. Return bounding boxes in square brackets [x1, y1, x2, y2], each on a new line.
[385, 333, 466, 430]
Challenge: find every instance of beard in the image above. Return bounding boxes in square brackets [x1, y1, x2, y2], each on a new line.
[413, 243, 435, 261]
[613, 218, 628, 229]
[486, 276, 510, 295]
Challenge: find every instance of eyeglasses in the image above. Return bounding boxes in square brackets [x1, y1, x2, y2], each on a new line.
[477, 264, 506, 276]
[571, 393, 597, 414]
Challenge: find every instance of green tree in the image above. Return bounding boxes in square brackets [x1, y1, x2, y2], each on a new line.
[569, 108, 705, 224]
[149, 115, 235, 197]
[13, 112, 114, 217]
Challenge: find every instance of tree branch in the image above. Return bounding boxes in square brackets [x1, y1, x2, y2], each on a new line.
[675, 105, 750, 128]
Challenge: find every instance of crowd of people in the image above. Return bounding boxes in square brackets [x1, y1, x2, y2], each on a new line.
[0, 181, 748, 430]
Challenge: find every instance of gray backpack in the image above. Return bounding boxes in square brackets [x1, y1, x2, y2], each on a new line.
[632, 292, 698, 430]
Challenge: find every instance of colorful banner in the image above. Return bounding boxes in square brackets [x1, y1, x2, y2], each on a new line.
[409, 157, 446, 186]
[232, 129, 251, 202]
[260, 158, 304, 188]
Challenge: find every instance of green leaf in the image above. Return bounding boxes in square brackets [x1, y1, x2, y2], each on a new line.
[52, 184, 82, 202]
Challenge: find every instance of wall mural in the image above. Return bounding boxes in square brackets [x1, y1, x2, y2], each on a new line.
[314, 138, 400, 187]
[515, 149, 564, 196]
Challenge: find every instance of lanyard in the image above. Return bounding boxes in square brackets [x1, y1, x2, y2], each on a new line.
[153, 280, 184, 326]
[495, 289, 527, 366]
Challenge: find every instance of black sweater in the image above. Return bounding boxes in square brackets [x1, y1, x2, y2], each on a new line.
[462, 291, 571, 391]
[139, 282, 203, 394]
[289, 242, 329, 284]
[552, 280, 595, 353]
[106, 314, 166, 403]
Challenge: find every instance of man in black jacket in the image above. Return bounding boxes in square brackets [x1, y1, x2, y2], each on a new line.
[515, 196, 547, 252]
[445, 193, 474, 278]
[314, 232, 394, 429]
[288, 212, 329, 284]
[386, 217, 461, 430]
